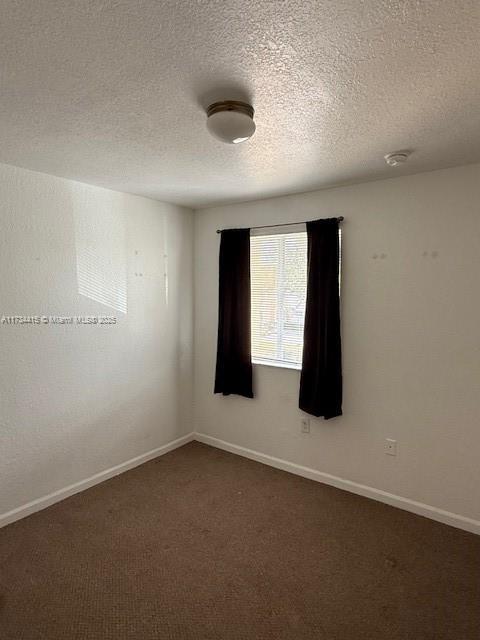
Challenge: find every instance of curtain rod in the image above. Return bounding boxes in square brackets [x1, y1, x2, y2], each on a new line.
[216, 217, 344, 234]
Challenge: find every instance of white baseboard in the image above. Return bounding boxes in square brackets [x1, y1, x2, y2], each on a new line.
[194, 432, 480, 536]
[0, 432, 194, 530]
[3, 431, 478, 536]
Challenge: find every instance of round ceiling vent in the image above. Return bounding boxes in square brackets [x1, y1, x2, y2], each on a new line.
[206, 101, 256, 144]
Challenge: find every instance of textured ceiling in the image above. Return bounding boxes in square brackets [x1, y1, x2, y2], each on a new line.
[1, 1, 479, 208]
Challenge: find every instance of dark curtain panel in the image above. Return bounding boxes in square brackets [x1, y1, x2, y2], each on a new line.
[214, 228, 254, 398]
[299, 218, 342, 419]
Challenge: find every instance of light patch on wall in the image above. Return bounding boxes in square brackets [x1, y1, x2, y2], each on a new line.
[163, 215, 169, 307]
[73, 192, 127, 313]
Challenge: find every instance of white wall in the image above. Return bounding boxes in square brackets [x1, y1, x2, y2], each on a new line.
[0, 163, 193, 517]
[194, 164, 480, 524]
[2, 161, 479, 528]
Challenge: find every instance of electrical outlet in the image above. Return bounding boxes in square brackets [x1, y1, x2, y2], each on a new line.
[301, 418, 310, 434]
[385, 438, 397, 456]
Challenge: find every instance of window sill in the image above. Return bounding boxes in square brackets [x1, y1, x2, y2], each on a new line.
[252, 358, 302, 371]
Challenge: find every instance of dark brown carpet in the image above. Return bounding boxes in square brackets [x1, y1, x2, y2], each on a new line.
[0, 441, 479, 639]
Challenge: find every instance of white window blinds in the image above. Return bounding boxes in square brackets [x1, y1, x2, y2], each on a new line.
[250, 231, 308, 368]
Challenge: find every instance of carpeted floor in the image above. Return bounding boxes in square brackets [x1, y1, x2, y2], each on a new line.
[0, 441, 479, 639]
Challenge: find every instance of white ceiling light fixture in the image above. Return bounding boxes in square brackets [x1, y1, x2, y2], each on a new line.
[384, 151, 410, 167]
[206, 101, 256, 144]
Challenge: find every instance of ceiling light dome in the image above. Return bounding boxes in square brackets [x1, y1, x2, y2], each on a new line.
[206, 101, 255, 144]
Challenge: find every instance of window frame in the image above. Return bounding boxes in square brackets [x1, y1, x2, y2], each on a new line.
[250, 223, 307, 372]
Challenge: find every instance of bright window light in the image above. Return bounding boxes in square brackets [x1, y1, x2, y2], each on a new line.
[250, 231, 307, 369]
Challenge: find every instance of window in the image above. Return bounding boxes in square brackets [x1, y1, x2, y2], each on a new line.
[250, 230, 307, 369]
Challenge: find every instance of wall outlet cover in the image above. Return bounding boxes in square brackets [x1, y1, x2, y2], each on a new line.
[301, 418, 310, 434]
[385, 438, 397, 456]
